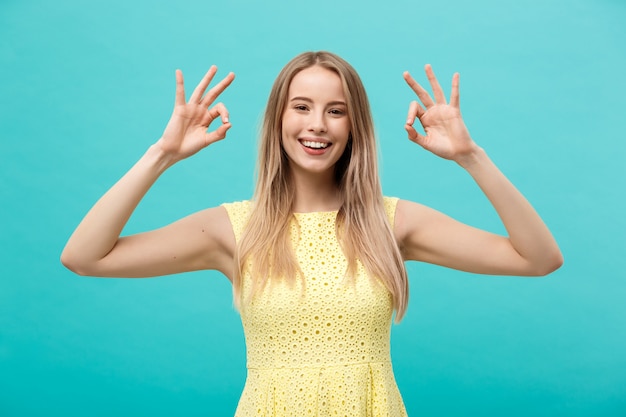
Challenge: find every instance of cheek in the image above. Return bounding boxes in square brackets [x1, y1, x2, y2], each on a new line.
[280, 117, 292, 142]
[339, 122, 351, 141]
[281, 115, 298, 139]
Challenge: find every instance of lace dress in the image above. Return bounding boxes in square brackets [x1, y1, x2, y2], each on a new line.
[222, 197, 407, 417]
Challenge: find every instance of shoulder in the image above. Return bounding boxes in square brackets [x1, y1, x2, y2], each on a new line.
[222, 200, 253, 217]
[221, 200, 253, 242]
[383, 196, 399, 223]
[391, 198, 437, 247]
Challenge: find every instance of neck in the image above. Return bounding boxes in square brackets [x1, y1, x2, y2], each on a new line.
[290, 169, 342, 213]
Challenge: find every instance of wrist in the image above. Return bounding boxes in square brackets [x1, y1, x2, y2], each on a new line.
[142, 140, 178, 174]
[455, 145, 488, 171]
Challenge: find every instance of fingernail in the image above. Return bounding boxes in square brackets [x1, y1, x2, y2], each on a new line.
[223, 117, 229, 123]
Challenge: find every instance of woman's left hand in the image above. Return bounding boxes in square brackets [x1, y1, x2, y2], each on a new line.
[403, 65, 477, 163]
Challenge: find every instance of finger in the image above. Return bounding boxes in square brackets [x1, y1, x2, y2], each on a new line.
[403, 71, 435, 108]
[404, 124, 426, 146]
[189, 66, 218, 103]
[450, 72, 460, 108]
[425, 64, 446, 104]
[205, 122, 232, 146]
[204, 102, 230, 125]
[175, 69, 186, 106]
[201, 72, 235, 107]
[405, 100, 425, 125]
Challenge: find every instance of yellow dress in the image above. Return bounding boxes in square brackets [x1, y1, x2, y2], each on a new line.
[223, 197, 407, 417]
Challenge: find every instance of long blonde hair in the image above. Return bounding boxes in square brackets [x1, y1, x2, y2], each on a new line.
[234, 51, 409, 321]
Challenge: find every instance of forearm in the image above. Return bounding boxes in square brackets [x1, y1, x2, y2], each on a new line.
[61, 143, 174, 273]
[458, 147, 563, 274]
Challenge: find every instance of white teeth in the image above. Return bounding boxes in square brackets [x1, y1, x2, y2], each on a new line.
[302, 140, 329, 149]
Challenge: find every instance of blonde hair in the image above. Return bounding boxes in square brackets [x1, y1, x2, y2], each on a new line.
[234, 51, 409, 321]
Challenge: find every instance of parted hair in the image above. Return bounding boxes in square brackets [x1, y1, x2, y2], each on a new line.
[233, 51, 409, 321]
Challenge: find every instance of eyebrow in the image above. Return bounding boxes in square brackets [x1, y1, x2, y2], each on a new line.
[290, 96, 347, 106]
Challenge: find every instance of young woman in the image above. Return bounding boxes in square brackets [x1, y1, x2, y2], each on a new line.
[61, 51, 562, 416]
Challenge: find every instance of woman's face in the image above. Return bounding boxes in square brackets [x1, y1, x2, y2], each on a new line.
[281, 65, 351, 180]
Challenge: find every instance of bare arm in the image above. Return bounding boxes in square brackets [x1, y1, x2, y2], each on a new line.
[61, 67, 237, 279]
[396, 66, 563, 276]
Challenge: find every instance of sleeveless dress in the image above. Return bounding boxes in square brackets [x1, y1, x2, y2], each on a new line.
[222, 197, 408, 417]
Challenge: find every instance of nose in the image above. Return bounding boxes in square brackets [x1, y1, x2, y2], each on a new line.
[307, 110, 327, 133]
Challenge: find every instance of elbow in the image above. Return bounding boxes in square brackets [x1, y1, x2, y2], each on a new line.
[60, 250, 93, 277]
[544, 247, 564, 275]
[530, 250, 564, 277]
[60, 253, 82, 275]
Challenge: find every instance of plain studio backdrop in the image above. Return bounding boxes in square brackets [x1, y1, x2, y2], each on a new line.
[1, 0, 624, 415]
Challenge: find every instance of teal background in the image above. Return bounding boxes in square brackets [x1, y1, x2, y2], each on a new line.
[1, 0, 625, 415]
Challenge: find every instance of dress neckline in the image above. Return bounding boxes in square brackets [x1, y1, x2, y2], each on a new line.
[292, 209, 339, 216]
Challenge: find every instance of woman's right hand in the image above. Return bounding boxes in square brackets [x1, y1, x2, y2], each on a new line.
[61, 66, 236, 278]
[158, 66, 235, 164]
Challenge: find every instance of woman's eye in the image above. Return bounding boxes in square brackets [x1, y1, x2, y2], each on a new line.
[294, 105, 308, 111]
[329, 109, 345, 115]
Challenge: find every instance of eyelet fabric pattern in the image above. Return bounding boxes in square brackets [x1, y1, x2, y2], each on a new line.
[222, 197, 407, 417]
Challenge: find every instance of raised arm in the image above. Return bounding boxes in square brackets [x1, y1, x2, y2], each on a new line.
[61, 67, 237, 279]
[395, 65, 563, 276]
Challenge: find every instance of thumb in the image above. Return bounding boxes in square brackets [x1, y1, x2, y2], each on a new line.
[204, 122, 232, 147]
[405, 124, 427, 147]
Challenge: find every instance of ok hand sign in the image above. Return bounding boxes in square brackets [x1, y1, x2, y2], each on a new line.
[404, 65, 477, 163]
[159, 66, 235, 164]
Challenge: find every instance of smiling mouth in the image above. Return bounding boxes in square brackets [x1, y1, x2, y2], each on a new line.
[300, 140, 330, 149]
